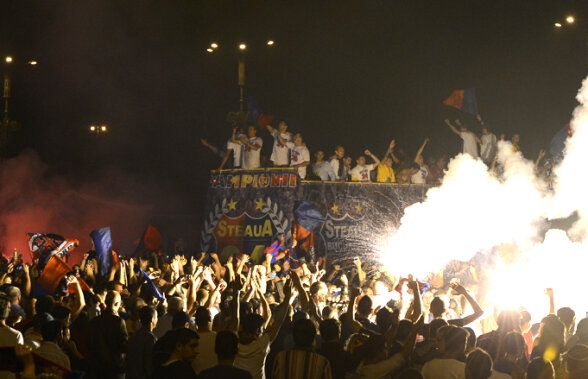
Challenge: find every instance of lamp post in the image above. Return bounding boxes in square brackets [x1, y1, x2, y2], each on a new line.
[553, 15, 588, 70]
[206, 40, 275, 127]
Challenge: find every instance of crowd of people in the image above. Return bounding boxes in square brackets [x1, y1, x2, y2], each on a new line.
[201, 118, 553, 185]
[0, 241, 586, 378]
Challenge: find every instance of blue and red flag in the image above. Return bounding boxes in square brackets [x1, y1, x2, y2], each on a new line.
[26, 233, 79, 269]
[90, 227, 113, 277]
[264, 239, 286, 264]
[293, 200, 325, 252]
[443, 88, 479, 116]
[136, 224, 162, 256]
[246, 95, 274, 129]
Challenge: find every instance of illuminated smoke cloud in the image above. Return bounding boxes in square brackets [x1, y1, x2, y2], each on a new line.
[0, 150, 153, 263]
[380, 142, 547, 278]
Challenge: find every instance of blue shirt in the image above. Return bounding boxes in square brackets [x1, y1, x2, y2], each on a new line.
[312, 161, 336, 181]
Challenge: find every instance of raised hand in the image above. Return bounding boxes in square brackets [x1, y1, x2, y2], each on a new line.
[450, 281, 467, 295]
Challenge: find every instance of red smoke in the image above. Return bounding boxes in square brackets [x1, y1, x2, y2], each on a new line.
[0, 151, 152, 264]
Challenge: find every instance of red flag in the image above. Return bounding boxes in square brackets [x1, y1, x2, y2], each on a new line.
[37, 256, 71, 294]
[143, 224, 161, 251]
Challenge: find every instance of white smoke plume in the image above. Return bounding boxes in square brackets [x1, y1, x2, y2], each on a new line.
[380, 75, 588, 318]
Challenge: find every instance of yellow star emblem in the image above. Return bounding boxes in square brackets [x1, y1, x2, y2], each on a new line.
[355, 204, 362, 213]
[331, 203, 339, 214]
[227, 199, 237, 211]
[255, 199, 265, 210]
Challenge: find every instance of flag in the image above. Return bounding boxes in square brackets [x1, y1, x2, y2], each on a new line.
[140, 269, 164, 301]
[443, 88, 479, 115]
[37, 255, 71, 294]
[136, 224, 162, 255]
[246, 95, 274, 129]
[26, 233, 79, 269]
[550, 123, 572, 163]
[264, 239, 285, 264]
[293, 200, 325, 252]
[90, 227, 113, 277]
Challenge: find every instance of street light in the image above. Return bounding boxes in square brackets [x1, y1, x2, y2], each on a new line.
[555, 22, 562, 28]
[554, 15, 588, 70]
[207, 40, 275, 126]
[28, 60, 37, 66]
[567, 16, 575, 24]
[89, 124, 108, 135]
[5, 56, 12, 63]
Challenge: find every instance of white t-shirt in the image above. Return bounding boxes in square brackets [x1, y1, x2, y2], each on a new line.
[270, 130, 292, 166]
[192, 330, 217, 374]
[350, 164, 375, 181]
[234, 334, 271, 379]
[227, 138, 243, 168]
[289, 144, 310, 179]
[242, 136, 263, 169]
[460, 131, 479, 157]
[411, 165, 429, 184]
[421, 358, 465, 379]
[480, 133, 497, 162]
[0, 325, 23, 347]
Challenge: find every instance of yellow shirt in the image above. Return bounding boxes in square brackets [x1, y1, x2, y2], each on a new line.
[377, 164, 395, 183]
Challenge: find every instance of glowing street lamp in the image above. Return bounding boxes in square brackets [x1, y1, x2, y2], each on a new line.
[210, 43, 218, 49]
[239, 43, 247, 50]
[206, 48, 214, 53]
[28, 60, 37, 66]
[5, 56, 12, 63]
[555, 22, 562, 28]
[267, 40, 275, 46]
[567, 16, 575, 24]
[89, 124, 108, 135]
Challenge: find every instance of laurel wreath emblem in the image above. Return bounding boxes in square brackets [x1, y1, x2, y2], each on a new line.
[200, 197, 291, 252]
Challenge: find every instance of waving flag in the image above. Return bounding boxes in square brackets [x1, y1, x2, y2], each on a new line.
[136, 224, 162, 256]
[443, 88, 479, 116]
[140, 269, 164, 301]
[37, 255, 72, 294]
[90, 227, 113, 277]
[293, 200, 325, 253]
[246, 95, 274, 129]
[26, 233, 79, 269]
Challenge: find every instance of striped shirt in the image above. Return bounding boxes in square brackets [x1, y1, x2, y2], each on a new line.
[272, 348, 332, 379]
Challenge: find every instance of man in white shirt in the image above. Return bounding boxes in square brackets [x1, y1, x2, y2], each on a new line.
[480, 127, 497, 165]
[219, 126, 245, 170]
[0, 294, 23, 347]
[312, 150, 337, 181]
[329, 145, 346, 180]
[412, 138, 430, 184]
[266, 121, 292, 166]
[287, 133, 310, 179]
[445, 119, 481, 158]
[192, 307, 217, 374]
[350, 150, 380, 182]
[241, 126, 263, 169]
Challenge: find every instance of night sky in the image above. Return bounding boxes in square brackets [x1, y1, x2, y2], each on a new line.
[1, 0, 587, 245]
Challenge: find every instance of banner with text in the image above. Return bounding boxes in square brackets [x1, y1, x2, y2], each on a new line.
[297, 182, 429, 263]
[202, 169, 298, 263]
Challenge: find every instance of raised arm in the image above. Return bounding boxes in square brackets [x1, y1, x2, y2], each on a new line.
[450, 282, 484, 326]
[545, 287, 555, 315]
[407, 279, 422, 323]
[364, 149, 380, 166]
[445, 119, 461, 136]
[535, 149, 546, 170]
[228, 277, 242, 332]
[219, 148, 233, 170]
[265, 279, 294, 342]
[240, 136, 261, 151]
[414, 138, 429, 163]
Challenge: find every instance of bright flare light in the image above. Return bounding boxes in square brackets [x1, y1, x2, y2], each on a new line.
[555, 22, 562, 28]
[210, 43, 218, 48]
[89, 125, 96, 132]
[566, 16, 575, 24]
[378, 70, 588, 321]
[206, 48, 214, 53]
[101, 125, 107, 132]
[239, 43, 247, 50]
[28, 60, 37, 65]
[5, 56, 12, 63]
[267, 40, 275, 46]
